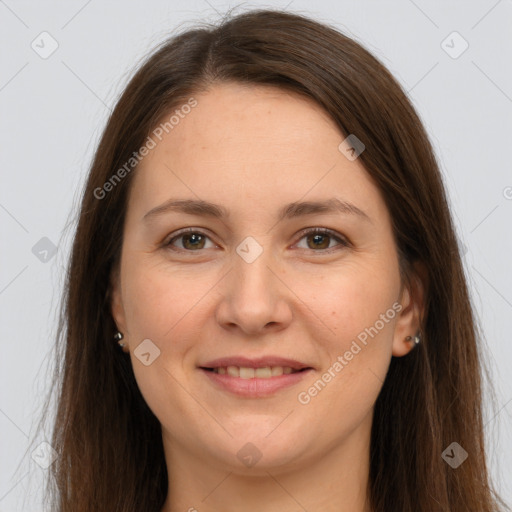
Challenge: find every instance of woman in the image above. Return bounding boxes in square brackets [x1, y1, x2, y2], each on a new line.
[38, 8, 509, 512]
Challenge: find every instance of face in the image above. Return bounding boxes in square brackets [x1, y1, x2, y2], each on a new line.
[110, 82, 422, 475]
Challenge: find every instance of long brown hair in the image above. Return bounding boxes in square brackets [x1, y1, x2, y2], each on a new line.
[35, 7, 509, 511]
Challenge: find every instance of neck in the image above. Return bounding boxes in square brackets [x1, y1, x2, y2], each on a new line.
[160, 413, 373, 512]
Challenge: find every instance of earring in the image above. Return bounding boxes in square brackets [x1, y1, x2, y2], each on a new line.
[405, 334, 421, 345]
[114, 331, 125, 348]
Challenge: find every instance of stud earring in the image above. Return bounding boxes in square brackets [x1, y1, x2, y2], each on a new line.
[405, 334, 421, 345]
[114, 331, 125, 348]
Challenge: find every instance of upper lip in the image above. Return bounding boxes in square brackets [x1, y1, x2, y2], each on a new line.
[200, 356, 312, 370]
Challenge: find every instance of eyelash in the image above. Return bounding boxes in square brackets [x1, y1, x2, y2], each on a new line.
[163, 227, 350, 254]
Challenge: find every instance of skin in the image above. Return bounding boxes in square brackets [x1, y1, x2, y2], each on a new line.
[110, 82, 425, 512]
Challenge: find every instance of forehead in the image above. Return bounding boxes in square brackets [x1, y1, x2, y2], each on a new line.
[126, 82, 386, 223]
[156, 82, 341, 161]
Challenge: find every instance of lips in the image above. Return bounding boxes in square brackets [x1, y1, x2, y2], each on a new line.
[200, 356, 312, 371]
[199, 356, 314, 397]
[208, 366, 302, 378]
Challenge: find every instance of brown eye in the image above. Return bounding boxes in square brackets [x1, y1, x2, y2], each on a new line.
[166, 229, 214, 251]
[295, 228, 349, 252]
[164, 227, 349, 254]
[306, 233, 330, 250]
[181, 232, 206, 250]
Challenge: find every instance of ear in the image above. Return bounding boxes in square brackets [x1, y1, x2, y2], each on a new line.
[392, 260, 427, 357]
[109, 265, 129, 349]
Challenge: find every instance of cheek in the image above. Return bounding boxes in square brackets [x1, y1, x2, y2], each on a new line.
[121, 258, 211, 340]
[304, 260, 400, 345]
[298, 284, 395, 426]
[297, 258, 399, 405]
[121, 261, 210, 424]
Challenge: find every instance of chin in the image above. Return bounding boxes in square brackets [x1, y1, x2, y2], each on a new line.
[200, 427, 309, 473]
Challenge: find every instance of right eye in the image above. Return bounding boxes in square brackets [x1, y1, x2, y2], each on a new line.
[164, 228, 217, 252]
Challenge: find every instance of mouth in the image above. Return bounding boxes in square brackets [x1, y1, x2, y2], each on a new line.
[200, 366, 310, 378]
[198, 357, 314, 397]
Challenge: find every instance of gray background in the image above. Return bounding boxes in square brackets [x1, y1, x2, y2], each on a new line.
[1, 0, 511, 510]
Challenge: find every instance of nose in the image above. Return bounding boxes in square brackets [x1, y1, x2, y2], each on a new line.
[214, 242, 293, 336]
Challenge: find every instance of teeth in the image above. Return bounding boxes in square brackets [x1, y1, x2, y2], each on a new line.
[213, 366, 300, 378]
[255, 367, 272, 378]
[239, 367, 255, 379]
[227, 366, 239, 377]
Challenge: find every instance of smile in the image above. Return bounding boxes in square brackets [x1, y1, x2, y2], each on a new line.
[199, 366, 313, 397]
[206, 365, 303, 378]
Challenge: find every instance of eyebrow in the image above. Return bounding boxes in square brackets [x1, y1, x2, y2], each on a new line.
[142, 197, 372, 224]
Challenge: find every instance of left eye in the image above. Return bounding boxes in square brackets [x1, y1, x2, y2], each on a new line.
[164, 228, 348, 252]
[294, 228, 349, 252]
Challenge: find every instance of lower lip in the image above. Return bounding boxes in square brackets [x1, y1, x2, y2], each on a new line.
[200, 368, 313, 397]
